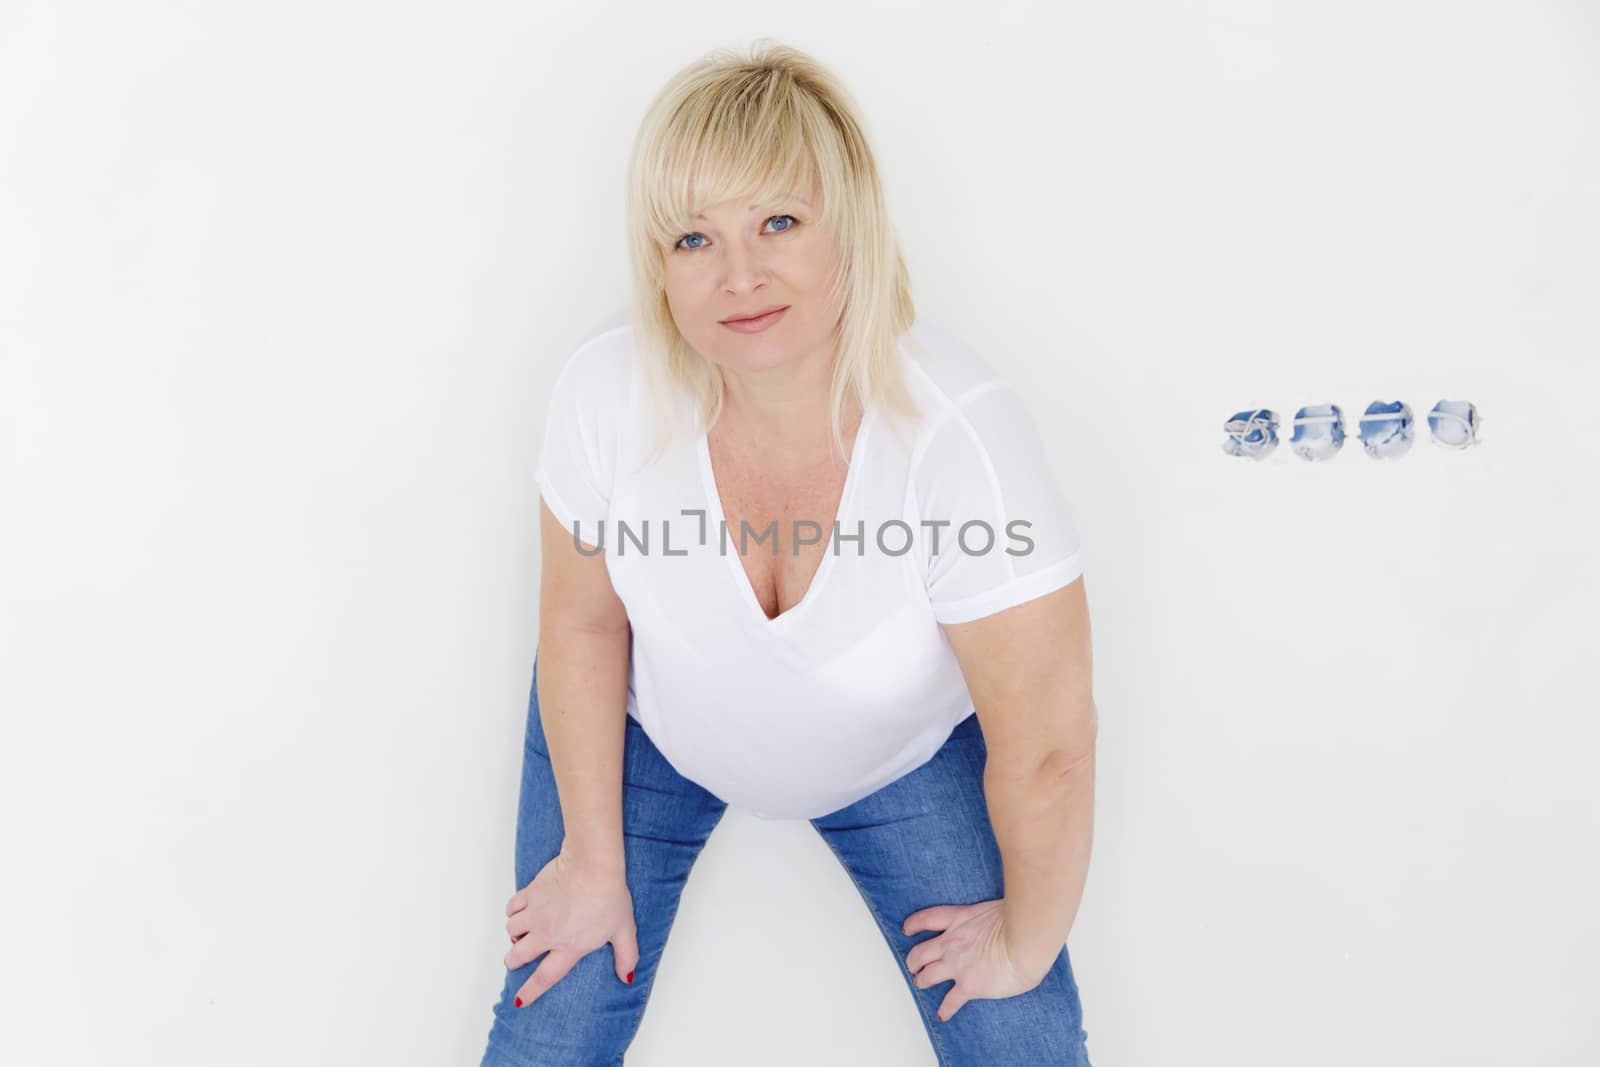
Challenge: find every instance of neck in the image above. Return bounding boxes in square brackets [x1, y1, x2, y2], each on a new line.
[715, 337, 857, 441]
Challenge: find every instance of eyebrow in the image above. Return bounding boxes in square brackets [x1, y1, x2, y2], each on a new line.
[693, 197, 811, 221]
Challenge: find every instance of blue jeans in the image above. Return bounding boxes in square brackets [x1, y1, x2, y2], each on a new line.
[480, 653, 1093, 1065]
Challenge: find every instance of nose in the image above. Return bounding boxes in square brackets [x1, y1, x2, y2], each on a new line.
[719, 237, 769, 295]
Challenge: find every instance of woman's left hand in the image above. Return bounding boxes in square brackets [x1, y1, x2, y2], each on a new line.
[901, 898, 1054, 1021]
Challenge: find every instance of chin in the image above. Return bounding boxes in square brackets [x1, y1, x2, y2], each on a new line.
[713, 344, 797, 371]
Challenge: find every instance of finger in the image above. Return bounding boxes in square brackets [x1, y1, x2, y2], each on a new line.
[903, 905, 960, 936]
[505, 908, 537, 945]
[612, 921, 640, 984]
[514, 946, 578, 1009]
[504, 932, 550, 971]
[936, 985, 970, 1022]
[906, 937, 945, 973]
[505, 889, 527, 918]
[913, 959, 956, 990]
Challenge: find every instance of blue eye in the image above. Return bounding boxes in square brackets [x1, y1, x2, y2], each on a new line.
[674, 214, 798, 251]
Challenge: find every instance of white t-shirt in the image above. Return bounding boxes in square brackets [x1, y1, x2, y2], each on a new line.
[534, 314, 1085, 820]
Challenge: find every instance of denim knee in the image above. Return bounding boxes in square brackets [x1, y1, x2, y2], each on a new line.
[480, 947, 642, 1067]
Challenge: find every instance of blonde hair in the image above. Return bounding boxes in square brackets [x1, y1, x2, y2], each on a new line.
[624, 39, 922, 469]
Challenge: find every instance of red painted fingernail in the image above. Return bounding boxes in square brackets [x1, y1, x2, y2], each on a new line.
[937, 1012, 945, 1021]
[514, 996, 523, 1008]
[626, 970, 635, 983]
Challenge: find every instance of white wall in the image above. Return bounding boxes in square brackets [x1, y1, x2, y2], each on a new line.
[4, 2, 1597, 1064]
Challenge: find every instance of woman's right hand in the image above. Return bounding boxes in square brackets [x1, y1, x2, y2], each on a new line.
[503, 846, 640, 1008]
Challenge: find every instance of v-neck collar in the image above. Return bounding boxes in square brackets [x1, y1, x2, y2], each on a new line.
[695, 404, 875, 633]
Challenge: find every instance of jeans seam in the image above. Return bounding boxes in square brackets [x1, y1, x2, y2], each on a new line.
[813, 828, 953, 1067]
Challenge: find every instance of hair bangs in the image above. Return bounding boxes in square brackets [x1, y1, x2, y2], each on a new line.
[642, 76, 825, 248]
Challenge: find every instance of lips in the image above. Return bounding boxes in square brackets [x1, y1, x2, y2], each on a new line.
[720, 304, 789, 324]
[718, 305, 789, 333]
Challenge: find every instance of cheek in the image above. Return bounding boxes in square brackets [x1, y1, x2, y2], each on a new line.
[665, 265, 719, 300]
[793, 238, 839, 288]
[662, 275, 704, 318]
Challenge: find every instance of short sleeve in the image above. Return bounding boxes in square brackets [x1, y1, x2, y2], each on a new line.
[533, 334, 626, 551]
[914, 382, 1084, 624]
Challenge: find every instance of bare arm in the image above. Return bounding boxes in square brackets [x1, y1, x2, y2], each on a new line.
[948, 576, 1096, 973]
[536, 498, 632, 872]
[502, 502, 639, 1005]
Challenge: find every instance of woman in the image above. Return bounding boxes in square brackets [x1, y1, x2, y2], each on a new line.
[481, 40, 1097, 1066]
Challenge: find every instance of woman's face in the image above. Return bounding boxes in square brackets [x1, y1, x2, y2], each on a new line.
[661, 184, 842, 375]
